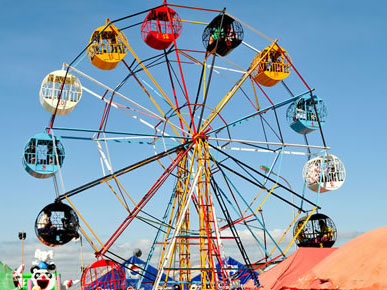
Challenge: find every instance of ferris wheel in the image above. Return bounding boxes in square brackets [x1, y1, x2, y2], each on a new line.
[23, 2, 346, 290]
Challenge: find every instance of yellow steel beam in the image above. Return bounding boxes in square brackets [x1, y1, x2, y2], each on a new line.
[78, 225, 99, 253]
[64, 195, 105, 250]
[109, 20, 194, 136]
[177, 156, 192, 283]
[283, 206, 318, 255]
[129, 70, 183, 138]
[105, 180, 130, 211]
[253, 183, 277, 215]
[181, 19, 208, 25]
[196, 138, 216, 290]
[199, 39, 278, 133]
[113, 176, 137, 206]
[158, 146, 198, 278]
[243, 187, 264, 216]
[269, 210, 301, 257]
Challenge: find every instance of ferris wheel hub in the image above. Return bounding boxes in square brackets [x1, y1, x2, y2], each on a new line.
[192, 133, 208, 143]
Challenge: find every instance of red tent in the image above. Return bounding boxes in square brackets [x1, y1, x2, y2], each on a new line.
[286, 226, 387, 290]
[244, 247, 336, 290]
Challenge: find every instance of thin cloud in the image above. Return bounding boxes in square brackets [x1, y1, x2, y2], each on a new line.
[0, 230, 362, 283]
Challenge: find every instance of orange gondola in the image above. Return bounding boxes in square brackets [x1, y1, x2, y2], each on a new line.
[87, 19, 128, 70]
[251, 45, 291, 87]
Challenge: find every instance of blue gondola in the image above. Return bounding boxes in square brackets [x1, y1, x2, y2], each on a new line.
[286, 95, 327, 134]
[23, 133, 65, 179]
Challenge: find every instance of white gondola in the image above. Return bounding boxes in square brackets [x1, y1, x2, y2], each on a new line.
[39, 70, 82, 115]
[303, 154, 345, 192]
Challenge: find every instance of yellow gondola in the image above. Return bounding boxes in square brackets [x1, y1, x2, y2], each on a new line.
[251, 45, 291, 87]
[86, 19, 128, 70]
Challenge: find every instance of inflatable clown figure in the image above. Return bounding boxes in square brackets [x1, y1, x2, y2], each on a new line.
[13, 249, 78, 290]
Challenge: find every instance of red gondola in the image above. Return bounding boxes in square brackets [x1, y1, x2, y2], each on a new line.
[141, 5, 182, 50]
[81, 259, 126, 290]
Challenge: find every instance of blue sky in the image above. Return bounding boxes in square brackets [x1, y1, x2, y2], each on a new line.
[1, 0, 386, 282]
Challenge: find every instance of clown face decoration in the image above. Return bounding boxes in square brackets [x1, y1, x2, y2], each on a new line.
[31, 266, 57, 290]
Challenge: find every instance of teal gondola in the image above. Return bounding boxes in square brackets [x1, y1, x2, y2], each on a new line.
[286, 95, 327, 134]
[23, 133, 65, 179]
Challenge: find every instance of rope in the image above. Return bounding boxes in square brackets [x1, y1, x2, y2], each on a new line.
[226, 12, 273, 42]
[210, 143, 320, 209]
[49, 129, 65, 196]
[213, 163, 273, 259]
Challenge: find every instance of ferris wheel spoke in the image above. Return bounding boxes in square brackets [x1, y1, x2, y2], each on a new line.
[65, 64, 164, 121]
[163, 19, 197, 135]
[209, 144, 320, 210]
[122, 59, 185, 138]
[163, 52, 188, 136]
[98, 142, 194, 257]
[187, 52, 207, 131]
[211, 162, 280, 259]
[209, 90, 311, 136]
[209, 137, 329, 150]
[195, 23, 223, 131]
[56, 142, 190, 201]
[209, 176, 261, 285]
[116, 29, 195, 137]
[51, 127, 188, 147]
[214, 145, 314, 156]
[82, 85, 190, 138]
[199, 40, 277, 133]
[68, 71, 190, 140]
